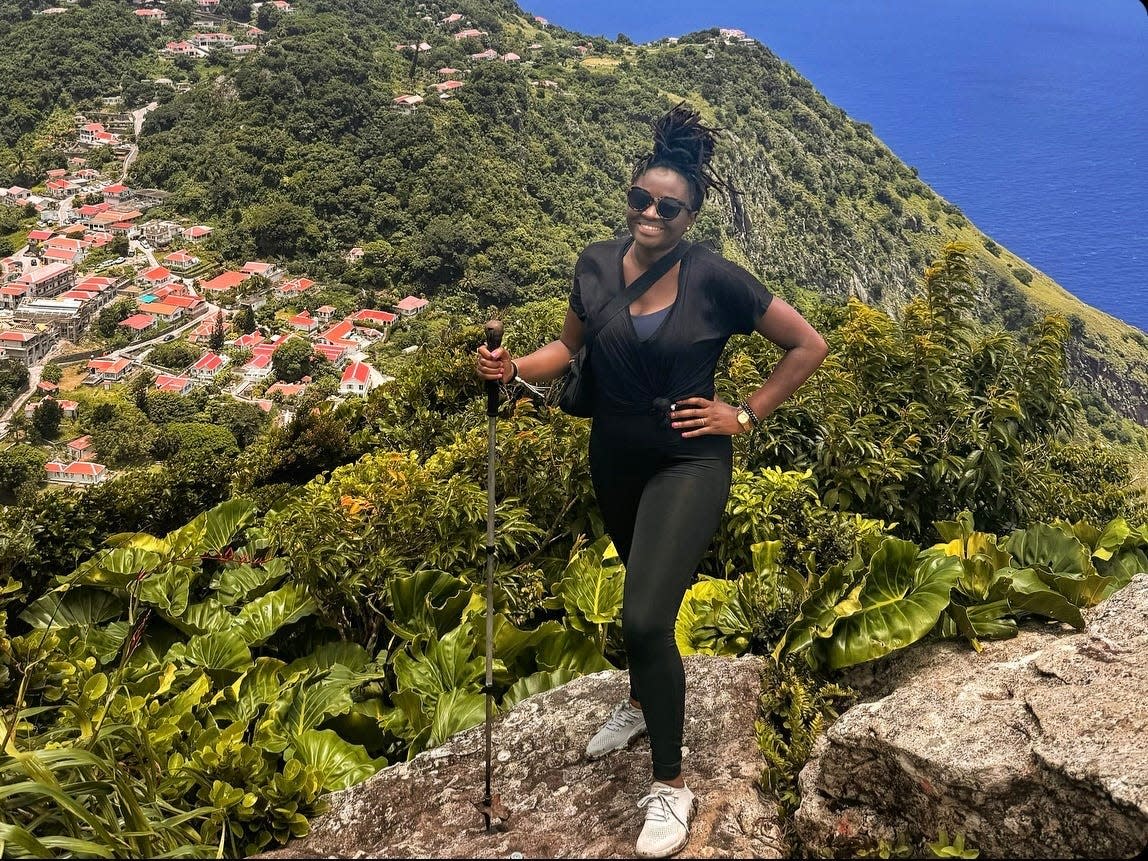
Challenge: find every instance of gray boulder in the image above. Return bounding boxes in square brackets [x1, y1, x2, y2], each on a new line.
[258, 654, 784, 859]
[795, 573, 1148, 859]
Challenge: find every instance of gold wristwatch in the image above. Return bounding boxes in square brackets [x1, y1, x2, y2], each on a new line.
[736, 408, 753, 432]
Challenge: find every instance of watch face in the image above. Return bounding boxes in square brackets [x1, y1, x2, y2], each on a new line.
[737, 410, 751, 427]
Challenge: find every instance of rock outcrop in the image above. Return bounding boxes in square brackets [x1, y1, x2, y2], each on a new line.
[795, 574, 1148, 859]
[259, 654, 783, 859]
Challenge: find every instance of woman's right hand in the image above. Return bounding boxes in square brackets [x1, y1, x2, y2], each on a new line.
[476, 344, 512, 383]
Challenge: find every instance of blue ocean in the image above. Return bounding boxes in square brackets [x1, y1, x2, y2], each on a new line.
[526, 1, 1148, 333]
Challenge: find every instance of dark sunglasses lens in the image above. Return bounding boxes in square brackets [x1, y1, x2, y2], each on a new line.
[656, 198, 685, 220]
[627, 187, 654, 211]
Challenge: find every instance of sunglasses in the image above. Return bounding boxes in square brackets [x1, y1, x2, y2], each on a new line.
[626, 186, 694, 221]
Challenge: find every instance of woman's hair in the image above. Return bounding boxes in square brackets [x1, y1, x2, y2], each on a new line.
[632, 102, 748, 234]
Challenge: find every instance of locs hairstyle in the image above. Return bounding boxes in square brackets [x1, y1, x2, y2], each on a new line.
[632, 102, 749, 235]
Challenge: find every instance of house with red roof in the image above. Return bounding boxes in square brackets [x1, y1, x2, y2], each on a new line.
[470, 49, 498, 61]
[199, 270, 250, 293]
[266, 380, 308, 399]
[66, 435, 95, 462]
[26, 229, 54, 244]
[154, 374, 192, 394]
[0, 284, 28, 310]
[163, 294, 204, 312]
[393, 94, 424, 108]
[317, 319, 355, 345]
[138, 301, 184, 322]
[183, 225, 213, 240]
[139, 266, 173, 288]
[87, 356, 132, 382]
[56, 399, 79, 419]
[349, 308, 396, 329]
[45, 460, 108, 485]
[119, 313, 156, 334]
[134, 8, 167, 22]
[434, 80, 465, 96]
[314, 304, 337, 323]
[242, 352, 273, 381]
[241, 260, 282, 281]
[339, 361, 377, 396]
[288, 310, 318, 332]
[163, 250, 200, 271]
[37, 380, 58, 394]
[454, 28, 486, 40]
[232, 331, 265, 349]
[312, 342, 348, 365]
[100, 183, 131, 205]
[274, 276, 315, 297]
[42, 247, 80, 265]
[16, 262, 74, 298]
[394, 295, 429, 316]
[189, 351, 229, 380]
[0, 328, 53, 365]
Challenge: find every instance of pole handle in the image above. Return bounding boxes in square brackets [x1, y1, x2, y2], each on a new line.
[484, 320, 503, 417]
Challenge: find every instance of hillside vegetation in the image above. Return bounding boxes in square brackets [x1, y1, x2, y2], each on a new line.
[2, 1, 1147, 857]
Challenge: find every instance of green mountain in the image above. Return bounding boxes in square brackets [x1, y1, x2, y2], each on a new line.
[1, 0, 1146, 424]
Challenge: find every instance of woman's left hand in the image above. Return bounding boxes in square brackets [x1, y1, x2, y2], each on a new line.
[670, 397, 743, 437]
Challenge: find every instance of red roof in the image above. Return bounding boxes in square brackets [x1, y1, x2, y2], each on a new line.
[312, 342, 346, 363]
[184, 225, 213, 238]
[164, 251, 196, 264]
[141, 266, 171, 282]
[46, 461, 107, 478]
[341, 361, 372, 385]
[119, 314, 155, 330]
[102, 183, 128, 194]
[27, 229, 53, 241]
[191, 352, 226, 373]
[319, 320, 354, 342]
[244, 353, 273, 370]
[277, 277, 315, 293]
[154, 374, 191, 392]
[396, 296, 429, 312]
[233, 332, 265, 348]
[351, 308, 397, 326]
[199, 270, 250, 292]
[88, 356, 131, 375]
[75, 276, 114, 291]
[68, 435, 93, 451]
[288, 311, 316, 328]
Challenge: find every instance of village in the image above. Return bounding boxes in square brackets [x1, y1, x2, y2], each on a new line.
[0, 140, 428, 490]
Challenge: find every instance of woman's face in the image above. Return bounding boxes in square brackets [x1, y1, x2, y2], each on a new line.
[626, 166, 697, 255]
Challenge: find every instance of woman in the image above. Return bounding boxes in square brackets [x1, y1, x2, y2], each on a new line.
[475, 105, 828, 858]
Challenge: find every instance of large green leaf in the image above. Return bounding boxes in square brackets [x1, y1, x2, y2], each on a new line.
[1006, 523, 1096, 579]
[178, 599, 233, 635]
[534, 629, 615, 674]
[814, 539, 962, 670]
[257, 672, 360, 753]
[211, 558, 289, 606]
[1096, 547, 1148, 597]
[71, 546, 163, 590]
[1003, 566, 1085, 627]
[391, 625, 483, 700]
[386, 568, 472, 644]
[559, 536, 624, 626]
[941, 596, 1017, 650]
[773, 559, 865, 661]
[288, 729, 384, 792]
[19, 589, 125, 629]
[502, 669, 577, 710]
[235, 583, 317, 646]
[285, 642, 372, 676]
[429, 688, 487, 747]
[211, 657, 287, 724]
[674, 577, 752, 656]
[168, 630, 252, 674]
[136, 562, 194, 618]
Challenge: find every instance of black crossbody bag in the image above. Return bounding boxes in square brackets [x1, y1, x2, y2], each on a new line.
[557, 241, 691, 417]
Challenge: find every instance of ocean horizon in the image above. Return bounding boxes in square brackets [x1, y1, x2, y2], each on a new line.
[526, 0, 1148, 334]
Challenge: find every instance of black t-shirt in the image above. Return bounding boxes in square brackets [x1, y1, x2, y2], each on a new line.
[569, 237, 773, 416]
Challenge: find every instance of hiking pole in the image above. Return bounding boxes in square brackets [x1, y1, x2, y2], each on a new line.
[477, 320, 509, 833]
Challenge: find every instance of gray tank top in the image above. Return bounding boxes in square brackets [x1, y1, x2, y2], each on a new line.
[631, 303, 674, 342]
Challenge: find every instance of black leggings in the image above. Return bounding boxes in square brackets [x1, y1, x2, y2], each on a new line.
[589, 413, 732, 782]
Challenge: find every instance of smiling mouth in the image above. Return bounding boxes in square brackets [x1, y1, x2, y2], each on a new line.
[635, 222, 664, 233]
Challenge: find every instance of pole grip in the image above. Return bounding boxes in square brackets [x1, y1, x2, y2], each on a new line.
[484, 320, 504, 417]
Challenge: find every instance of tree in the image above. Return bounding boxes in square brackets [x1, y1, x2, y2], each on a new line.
[0, 444, 46, 496]
[271, 337, 314, 383]
[31, 398, 63, 440]
[98, 298, 136, 339]
[110, 234, 130, 257]
[40, 362, 63, 384]
[203, 397, 268, 448]
[148, 341, 202, 370]
[209, 311, 226, 351]
[234, 305, 257, 334]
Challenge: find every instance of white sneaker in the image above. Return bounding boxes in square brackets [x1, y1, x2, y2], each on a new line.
[635, 782, 697, 858]
[585, 700, 647, 759]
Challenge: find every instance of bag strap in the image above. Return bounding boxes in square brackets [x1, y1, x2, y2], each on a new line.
[583, 240, 691, 344]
